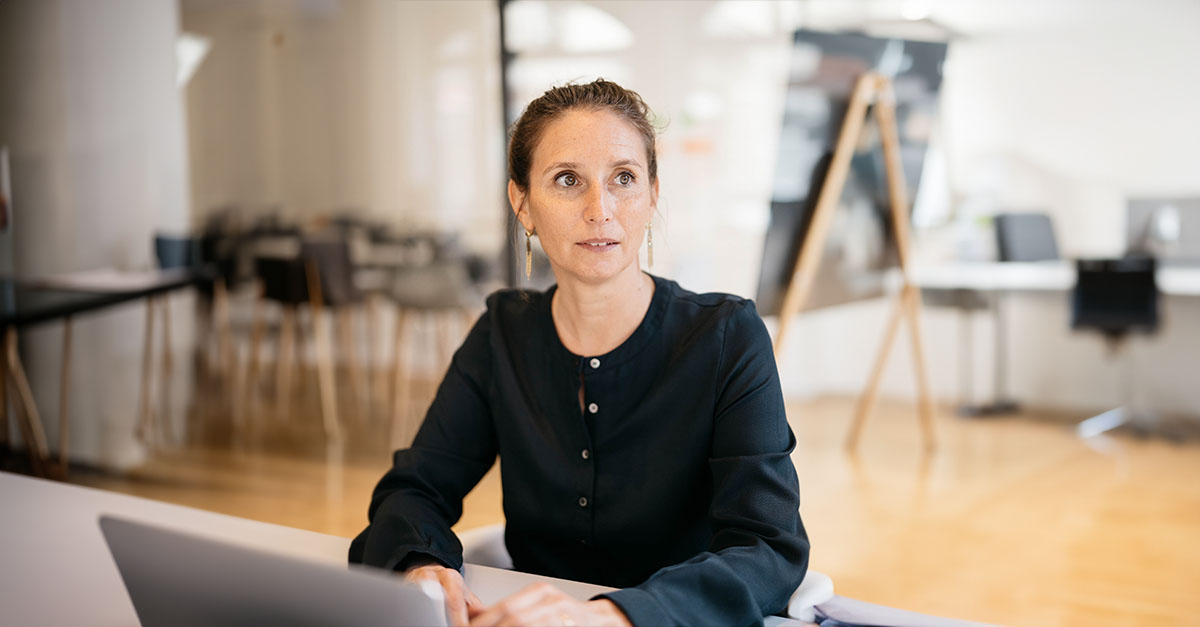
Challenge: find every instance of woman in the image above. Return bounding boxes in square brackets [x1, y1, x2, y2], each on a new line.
[350, 79, 809, 627]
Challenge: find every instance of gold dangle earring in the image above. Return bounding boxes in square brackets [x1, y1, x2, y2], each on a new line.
[645, 222, 653, 268]
[525, 228, 535, 279]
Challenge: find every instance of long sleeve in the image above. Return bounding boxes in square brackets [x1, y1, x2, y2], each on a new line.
[348, 312, 498, 572]
[598, 300, 809, 626]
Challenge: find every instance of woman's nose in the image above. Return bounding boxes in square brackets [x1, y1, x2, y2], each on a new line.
[583, 185, 614, 224]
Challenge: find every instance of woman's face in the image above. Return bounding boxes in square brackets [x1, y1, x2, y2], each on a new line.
[510, 108, 658, 286]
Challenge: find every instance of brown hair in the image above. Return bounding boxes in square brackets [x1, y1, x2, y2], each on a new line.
[507, 78, 658, 190]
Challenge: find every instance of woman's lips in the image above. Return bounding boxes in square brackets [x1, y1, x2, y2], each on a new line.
[577, 238, 619, 251]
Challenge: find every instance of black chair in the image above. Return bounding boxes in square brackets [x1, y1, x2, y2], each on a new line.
[1071, 256, 1160, 438]
[995, 213, 1059, 262]
[245, 255, 343, 440]
[154, 235, 201, 270]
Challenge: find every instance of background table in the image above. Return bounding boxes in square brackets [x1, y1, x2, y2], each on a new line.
[0, 269, 201, 477]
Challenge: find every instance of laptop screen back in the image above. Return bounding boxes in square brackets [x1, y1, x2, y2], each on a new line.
[99, 515, 446, 627]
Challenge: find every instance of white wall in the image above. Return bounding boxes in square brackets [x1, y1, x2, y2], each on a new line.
[0, 0, 192, 468]
[182, 0, 506, 254]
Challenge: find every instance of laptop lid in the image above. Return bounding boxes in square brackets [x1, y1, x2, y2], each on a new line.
[99, 515, 447, 627]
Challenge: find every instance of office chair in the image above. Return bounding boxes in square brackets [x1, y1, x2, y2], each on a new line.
[995, 212, 1059, 262]
[384, 234, 483, 449]
[1071, 256, 1160, 438]
[302, 238, 368, 421]
[245, 255, 341, 442]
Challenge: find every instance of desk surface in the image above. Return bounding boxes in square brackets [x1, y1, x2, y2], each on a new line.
[0, 269, 201, 328]
[0, 472, 819, 626]
[908, 261, 1200, 295]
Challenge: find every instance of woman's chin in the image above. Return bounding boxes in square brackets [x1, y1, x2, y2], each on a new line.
[557, 258, 639, 285]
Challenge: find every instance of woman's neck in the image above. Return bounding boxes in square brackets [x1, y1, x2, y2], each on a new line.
[551, 265, 655, 357]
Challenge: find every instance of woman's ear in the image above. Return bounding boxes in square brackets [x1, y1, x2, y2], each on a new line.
[650, 177, 660, 211]
[508, 180, 533, 231]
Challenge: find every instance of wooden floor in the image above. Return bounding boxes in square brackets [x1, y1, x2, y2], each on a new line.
[68, 375, 1200, 626]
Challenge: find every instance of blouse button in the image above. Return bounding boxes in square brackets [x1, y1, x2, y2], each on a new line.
[581, 449, 590, 460]
[588, 402, 598, 414]
[589, 358, 601, 369]
[578, 496, 589, 508]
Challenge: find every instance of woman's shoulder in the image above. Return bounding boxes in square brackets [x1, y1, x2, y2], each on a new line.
[657, 275, 760, 321]
[482, 285, 552, 325]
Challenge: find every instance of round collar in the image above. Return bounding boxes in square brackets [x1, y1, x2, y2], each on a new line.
[541, 273, 670, 370]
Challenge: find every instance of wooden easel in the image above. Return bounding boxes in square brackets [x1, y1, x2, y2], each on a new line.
[773, 72, 936, 452]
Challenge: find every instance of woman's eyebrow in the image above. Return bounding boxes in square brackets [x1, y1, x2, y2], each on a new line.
[542, 161, 579, 176]
[541, 159, 645, 176]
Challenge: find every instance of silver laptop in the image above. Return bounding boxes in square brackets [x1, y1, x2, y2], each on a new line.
[99, 515, 447, 627]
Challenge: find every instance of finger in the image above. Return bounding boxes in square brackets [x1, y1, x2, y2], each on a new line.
[465, 588, 485, 614]
[494, 600, 573, 627]
[436, 571, 470, 627]
[470, 583, 561, 627]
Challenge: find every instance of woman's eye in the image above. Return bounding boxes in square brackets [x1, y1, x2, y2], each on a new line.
[556, 173, 578, 187]
[616, 172, 633, 185]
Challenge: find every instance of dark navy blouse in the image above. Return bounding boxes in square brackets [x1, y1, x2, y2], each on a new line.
[349, 274, 809, 626]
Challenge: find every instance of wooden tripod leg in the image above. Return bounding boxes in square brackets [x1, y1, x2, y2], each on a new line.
[774, 73, 879, 354]
[58, 317, 73, 478]
[875, 76, 936, 452]
[136, 298, 157, 448]
[847, 286, 910, 451]
[5, 328, 50, 477]
[904, 287, 937, 451]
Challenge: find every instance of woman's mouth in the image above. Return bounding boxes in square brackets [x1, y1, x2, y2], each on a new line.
[577, 238, 619, 251]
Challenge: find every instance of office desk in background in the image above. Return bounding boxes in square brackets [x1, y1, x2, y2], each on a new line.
[0, 269, 201, 478]
[907, 261, 1200, 414]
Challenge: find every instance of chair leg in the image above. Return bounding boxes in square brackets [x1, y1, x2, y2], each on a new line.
[336, 308, 365, 422]
[312, 302, 342, 442]
[368, 295, 384, 415]
[277, 305, 296, 422]
[239, 284, 265, 436]
[435, 309, 454, 372]
[215, 278, 234, 380]
[390, 307, 410, 449]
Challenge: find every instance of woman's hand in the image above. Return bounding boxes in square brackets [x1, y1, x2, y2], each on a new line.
[468, 582, 631, 627]
[402, 562, 484, 627]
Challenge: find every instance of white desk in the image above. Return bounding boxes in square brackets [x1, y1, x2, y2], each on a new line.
[0, 472, 821, 626]
[905, 260, 1200, 416]
[907, 260, 1200, 295]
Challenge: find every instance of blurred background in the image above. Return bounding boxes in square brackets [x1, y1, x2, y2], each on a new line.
[1, 1, 1198, 624]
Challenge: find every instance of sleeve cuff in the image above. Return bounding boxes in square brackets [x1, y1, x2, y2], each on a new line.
[594, 588, 673, 627]
[382, 547, 461, 573]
